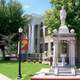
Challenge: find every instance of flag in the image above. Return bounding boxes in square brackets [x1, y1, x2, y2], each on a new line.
[21, 36, 28, 52]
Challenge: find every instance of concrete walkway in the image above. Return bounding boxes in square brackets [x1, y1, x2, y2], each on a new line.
[0, 73, 11, 80]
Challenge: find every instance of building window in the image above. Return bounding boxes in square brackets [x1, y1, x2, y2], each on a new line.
[40, 44, 43, 53]
[45, 43, 48, 51]
[40, 29, 43, 37]
[35, 38, 37, 53]
[34, 25, 38, 37]
[40, 22, 43, 27]
[35, 25, 38, 31]
[45, 52, 48, 56]
[51, 42, 53, 51]
[51, 42, 53, 55]
[45, 28, 48, 36]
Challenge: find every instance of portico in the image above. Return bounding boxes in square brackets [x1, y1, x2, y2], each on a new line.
[53, 34, 76, 67]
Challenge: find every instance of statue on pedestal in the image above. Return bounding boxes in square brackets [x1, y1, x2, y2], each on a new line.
[60, 6, 67, 26]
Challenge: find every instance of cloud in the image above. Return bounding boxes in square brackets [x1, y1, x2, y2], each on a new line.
[23, 5, 31, 9]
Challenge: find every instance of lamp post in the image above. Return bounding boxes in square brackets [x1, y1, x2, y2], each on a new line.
[18, 27, 23, 80]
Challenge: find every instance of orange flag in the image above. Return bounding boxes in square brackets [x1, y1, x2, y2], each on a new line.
[21, 36, 28, 52]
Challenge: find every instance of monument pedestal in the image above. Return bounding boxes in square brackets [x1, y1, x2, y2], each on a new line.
[31, 75, 80, 80]
[31, 67, 77, 80]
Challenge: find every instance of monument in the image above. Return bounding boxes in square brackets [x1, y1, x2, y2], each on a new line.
[53, 6, 75, 66]
[52, 6, 76, 76]
[31, 6, 80, 80]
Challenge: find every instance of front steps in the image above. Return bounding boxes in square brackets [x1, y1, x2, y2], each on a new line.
[49, 66, 75, 76]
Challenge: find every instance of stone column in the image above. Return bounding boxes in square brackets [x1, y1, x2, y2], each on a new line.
[69, 41, 71, 66]
[42, 26, 45, 61]
[30, 25, 35, 53]
[37, 25, 40, 53]
[28, 24, 31, 53]
[48, 36, 51, 57]
[70, 40, 75, 66]
[53, 39, 58, 67]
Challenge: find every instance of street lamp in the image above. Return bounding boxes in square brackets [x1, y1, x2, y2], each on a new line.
[18, 27, 23, 80]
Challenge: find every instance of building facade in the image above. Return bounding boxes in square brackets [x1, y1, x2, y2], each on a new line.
[28, 14, 53, 61]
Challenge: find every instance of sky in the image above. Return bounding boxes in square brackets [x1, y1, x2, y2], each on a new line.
[18, 0, 51, 15]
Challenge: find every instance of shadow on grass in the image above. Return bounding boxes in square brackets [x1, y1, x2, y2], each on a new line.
[22, 74, 34, 80]
[15, 74, 34, 80]
[0, 60, 18, 64]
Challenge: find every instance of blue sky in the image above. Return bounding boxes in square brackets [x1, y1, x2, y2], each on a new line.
[18, 0, 51, 15]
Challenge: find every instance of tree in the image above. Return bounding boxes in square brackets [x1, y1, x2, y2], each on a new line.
[0, 0, 30, 35]
[45, 0, 80, 37]
[0, 0, 31, 59]
[44, 0, 80, 61]
[44, 9, 60, 32]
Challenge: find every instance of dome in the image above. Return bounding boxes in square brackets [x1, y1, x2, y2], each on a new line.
[58, 25, 69, 34]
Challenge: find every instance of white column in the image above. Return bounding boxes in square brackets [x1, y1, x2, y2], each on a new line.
[42, 26, 45, 61]
[37, 25, 40, 53]
[48, 37, 51, 57]
[28, 24, 31, 53]
[69, 41, 71, 66]
[70, 40, 75, 66]
[29, 25, 35, 53]
[53, 40, 58, 67]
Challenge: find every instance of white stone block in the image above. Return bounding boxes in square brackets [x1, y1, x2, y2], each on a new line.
[54, 67, 58, 75]
[71, 68, 75, 75]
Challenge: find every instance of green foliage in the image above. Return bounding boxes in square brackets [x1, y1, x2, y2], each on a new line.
[0, 0, 30, 35]
[44, 9, 60, 33]
[0, 0, 31, 56]
[45, 0, 80, 37]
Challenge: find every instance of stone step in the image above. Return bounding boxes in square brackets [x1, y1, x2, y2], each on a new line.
[58, 68, 71, 73]
[50, 68, 71, 73]
[75, 69, 80, 75]
[58, 67, 75, 76]
[58, 72, 72, 75]
[58, 71, 71, 73]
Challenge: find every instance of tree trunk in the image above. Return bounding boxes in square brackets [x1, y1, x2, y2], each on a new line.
[1, 46, 5, 60]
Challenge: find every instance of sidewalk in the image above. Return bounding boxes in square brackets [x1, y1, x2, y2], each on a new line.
[0, 73, 11, 80]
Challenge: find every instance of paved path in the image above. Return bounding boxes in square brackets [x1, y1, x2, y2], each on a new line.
[0, 73, 11, 80]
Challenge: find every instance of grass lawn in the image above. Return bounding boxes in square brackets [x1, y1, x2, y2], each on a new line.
[0, 60, 49, 80]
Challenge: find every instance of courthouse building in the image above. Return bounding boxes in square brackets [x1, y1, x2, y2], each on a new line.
[28, 14, 53, 61]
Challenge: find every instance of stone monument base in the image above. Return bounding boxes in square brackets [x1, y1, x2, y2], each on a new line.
[31, 68, 80, 80]
[31, 75, 80, 80]
[50, 66, 75, 76]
